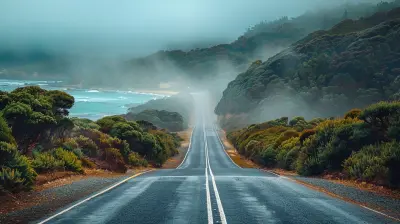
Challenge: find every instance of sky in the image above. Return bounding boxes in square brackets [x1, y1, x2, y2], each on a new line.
[0, 0, 374, 57]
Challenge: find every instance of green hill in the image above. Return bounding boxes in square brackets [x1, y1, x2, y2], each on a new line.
[215, 7, 400, 130]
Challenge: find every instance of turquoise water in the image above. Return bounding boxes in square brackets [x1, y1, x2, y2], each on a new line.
[0, 79, 166, 120]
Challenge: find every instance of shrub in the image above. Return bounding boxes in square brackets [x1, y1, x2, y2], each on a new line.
[32, 152, 65, 173]
[53, 148, 83, 173]
[104, 148, 127, 173]
[299, 129, 316, 145]
[296, 136, 325, 175]
[62, 138, 79, 151]
[260, 147, 277, 167]
[0, 168, 29, 193]
[71, 117, 100, 130]
[344, 141, 400, 187]
[274, 130, 299, 148]
[72, 148, 84, 159]
[80, 157, 96, 168]
[359, 101, 400, 140]
[344, 108, 362, 119]
[0, 142, 37, 192]
[285, 147, 300, 170]
[75, 135, 98, 157]
[128, 152, 148, 167]
[0, 116, 16, 144]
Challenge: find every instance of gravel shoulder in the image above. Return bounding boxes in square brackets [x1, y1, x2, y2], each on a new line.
[0, 170, 144, 224]
[290, 176, 400, 220]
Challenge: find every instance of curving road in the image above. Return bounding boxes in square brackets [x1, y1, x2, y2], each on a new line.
[38, 93, 397, 224]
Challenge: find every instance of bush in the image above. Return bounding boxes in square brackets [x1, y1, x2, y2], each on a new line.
[104, 148, 127, 173]
[72, 148, 84, 159]
[80, 157, 96, 168]
[274, 130, 299, 148]
[260, 147, 277, 167]
[344, 141, 400, 187]
[75, 135, 98, 157]
[0, 116, 16, 144]
[32, 152, 65, 173]
[71, 117, 100, 130]
[344, 108, 362, 119]
[53, 148, 83, 173]
[299, 129, 316, 145]
[128, 152, 148, 167]
[0, 167, 29, 193]
[0, 142, 37, 192]
[62, 138, 79, 151]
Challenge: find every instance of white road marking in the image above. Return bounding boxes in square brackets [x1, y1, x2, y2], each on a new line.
[204, 123, 214, 224]
[212, 125, 242, 169]
[37, 170, 154, 224]
[176, 125, 195, 169]
[204, 123, 227, 224]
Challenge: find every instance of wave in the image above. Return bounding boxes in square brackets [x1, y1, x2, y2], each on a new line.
[86, 90, 100, 93]
[0, 79, 63, 87]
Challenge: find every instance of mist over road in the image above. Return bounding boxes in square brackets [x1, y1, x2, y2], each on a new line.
[38, 92, 396, 224]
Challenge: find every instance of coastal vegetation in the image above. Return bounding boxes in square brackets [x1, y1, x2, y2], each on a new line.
[227, 101, 400, 188]
[0, 86, 181, 193]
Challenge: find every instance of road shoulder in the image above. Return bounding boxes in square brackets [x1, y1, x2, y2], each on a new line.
[0, 169, 147, 224]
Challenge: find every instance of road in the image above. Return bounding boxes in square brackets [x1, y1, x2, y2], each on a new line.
[39, 93, 397, 224]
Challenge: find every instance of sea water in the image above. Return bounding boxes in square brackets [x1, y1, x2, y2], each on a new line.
[0, 79, 166, 120]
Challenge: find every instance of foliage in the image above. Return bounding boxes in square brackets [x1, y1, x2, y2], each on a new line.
[80, 157, 96, 168]
[74, 135, 98, 157]
[126, 109, 185, 132]
[62, 138, 79, 151]
[128, 152, 148, 167]
[0, 167, 30, 193]
[0, 86, 74, 153]
[104, 148, 127, 173]
[344, 141, 400, 187]
[52, 148, 83, 173]
[71, 117, 100, 130]
[227, 101, 400, 187]
[0, 142, 37, 192]
[344, 108, 362, 119]
[32, 152, 64, 173]
[0, 115, 16, 144]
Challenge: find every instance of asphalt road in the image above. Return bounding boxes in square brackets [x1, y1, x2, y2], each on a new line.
[38, 93, 397, 224]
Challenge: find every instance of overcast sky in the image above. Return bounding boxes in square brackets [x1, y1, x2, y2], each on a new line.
[0, 0, 370, 57]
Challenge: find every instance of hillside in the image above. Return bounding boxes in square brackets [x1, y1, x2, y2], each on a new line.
[128, 92, 194, 127]
[125, 109, 185, 132]
[123, 1, 400, 89]
[215, 7, 400, 130]
[1, 1, 399, 90]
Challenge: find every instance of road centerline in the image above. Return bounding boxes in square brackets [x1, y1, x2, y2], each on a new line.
[204, 122, 227, 224]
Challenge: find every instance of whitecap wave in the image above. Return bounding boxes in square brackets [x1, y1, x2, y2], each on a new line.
[86, 90, 100, 93]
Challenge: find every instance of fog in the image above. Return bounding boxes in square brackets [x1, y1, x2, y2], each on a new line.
[0, 0, 373, 57]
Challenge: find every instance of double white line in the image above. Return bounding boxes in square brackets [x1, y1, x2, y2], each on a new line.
[204, 123, 227, 224]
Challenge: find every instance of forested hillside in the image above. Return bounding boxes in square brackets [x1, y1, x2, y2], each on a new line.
[216, 6, 400, 129]
[123, 1, 400, 87]
[126, 109, 185, 132]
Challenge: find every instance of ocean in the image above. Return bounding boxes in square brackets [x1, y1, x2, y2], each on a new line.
[0, 79, 167, 120]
